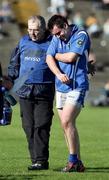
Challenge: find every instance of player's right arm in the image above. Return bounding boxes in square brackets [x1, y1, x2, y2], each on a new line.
[46, 54, 70, 83]
[46, 37, 70, 84]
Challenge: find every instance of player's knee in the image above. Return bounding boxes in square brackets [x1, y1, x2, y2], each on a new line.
[61, 120, 71, 130]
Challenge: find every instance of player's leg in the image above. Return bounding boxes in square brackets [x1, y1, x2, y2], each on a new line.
[56, 90, 81, 156]
[61, 103, 81, 156]
[56, 90, 86, 172]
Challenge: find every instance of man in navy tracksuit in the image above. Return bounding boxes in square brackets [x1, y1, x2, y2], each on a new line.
[8, 15, 55, 170]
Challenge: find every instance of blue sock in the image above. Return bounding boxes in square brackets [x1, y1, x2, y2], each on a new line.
[68, 154, 78, 163]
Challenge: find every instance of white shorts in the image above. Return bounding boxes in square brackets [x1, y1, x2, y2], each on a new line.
[56, 89, 88, 109]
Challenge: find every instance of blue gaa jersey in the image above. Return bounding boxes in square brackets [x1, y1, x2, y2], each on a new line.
[19, 35, 54, 84]
[47, 25, 91, 92]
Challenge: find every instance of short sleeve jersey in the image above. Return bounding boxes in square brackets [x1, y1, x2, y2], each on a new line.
[47, 25, 91, 92]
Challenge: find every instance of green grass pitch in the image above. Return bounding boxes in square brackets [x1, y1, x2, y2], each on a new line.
[0, 104, 109, 180]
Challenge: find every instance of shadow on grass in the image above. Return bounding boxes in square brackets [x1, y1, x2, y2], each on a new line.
[86, 167, 109, 173]
[53, 167, 62, 172]
[0, 174, 49, 180]
[53, 167, 109, 173]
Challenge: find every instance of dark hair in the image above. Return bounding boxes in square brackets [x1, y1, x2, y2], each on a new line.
[47, 15, 68, 30]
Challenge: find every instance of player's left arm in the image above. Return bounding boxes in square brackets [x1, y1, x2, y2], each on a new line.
[55, 30, 89, 63]
[55, 52, 79, 63]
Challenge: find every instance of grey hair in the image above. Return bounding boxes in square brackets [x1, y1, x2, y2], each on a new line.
[28, 15, 46, 30]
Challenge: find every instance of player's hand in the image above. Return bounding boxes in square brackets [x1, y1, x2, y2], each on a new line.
[56, 73, 70, 84]
[88, 60, 96, 76]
